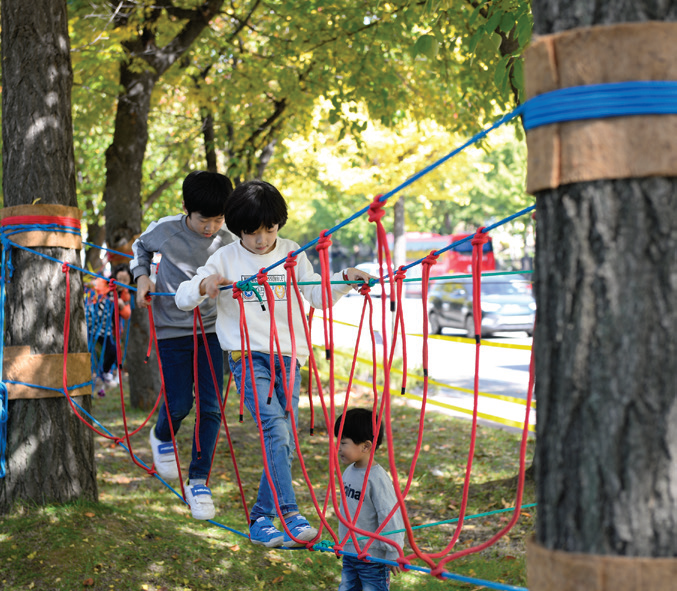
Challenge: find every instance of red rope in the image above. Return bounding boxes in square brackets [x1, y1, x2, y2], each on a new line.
[191, 307, 229, 488]
[110, 282, 152, 473]
[415, 228, 490, 562]
[436, 322, 535, 567]
[306, 308, 316, 435]
[52, 221, 536, 576]
[232, 284, 249, 424]
[326, 198, 410, 564]
[280, 260, 343, 546]
[192, 309, 203, 461]
[108, 291, 163, 440]
[219, 370, 250, 522]
[255, 270, 284, 407]
[59, 263, 118, 441]
[146, 302, 185, 496]
[235, 284, 305, 543]
[232, 281, 300, 536]
[258, 264, 333, 548]
[1, 214, 81, 229]
[392, 267, 409, 396]
[383, 252, 438, 568]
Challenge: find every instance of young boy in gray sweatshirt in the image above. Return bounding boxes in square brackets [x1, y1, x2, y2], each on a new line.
[334, 408, 405, 590]
[130, 171, 234, 520]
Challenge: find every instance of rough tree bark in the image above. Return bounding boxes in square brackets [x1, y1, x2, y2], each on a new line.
[532, 0, 677, 556]
[103, 1, 224, 409]
[0, 0, 97, 512]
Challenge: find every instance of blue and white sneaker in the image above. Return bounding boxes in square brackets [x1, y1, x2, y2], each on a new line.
[282, 514, 318, 548]
[249, 516, 283, 548]
[149, 426, 179, 481]
[185, 479, 216, 520]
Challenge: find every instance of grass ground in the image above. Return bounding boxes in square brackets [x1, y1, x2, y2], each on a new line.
[0, 367, 535, 591]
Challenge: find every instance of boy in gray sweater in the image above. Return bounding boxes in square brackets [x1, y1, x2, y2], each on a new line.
[334, 408, 405, 590]
[130, 171, 234, 520]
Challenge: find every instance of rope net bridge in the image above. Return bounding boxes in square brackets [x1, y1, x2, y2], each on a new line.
[0, 106, 546, 591]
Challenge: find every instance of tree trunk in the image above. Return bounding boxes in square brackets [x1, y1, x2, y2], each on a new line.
[104, 65, 160, 409]
[0, 0, 97, 512]
[102, 0, 225, 408]
[532, 0, 677, 557]
[392, 195, 406, 271]
[202, 110, 218, 173]
[126, 311, 161, 411]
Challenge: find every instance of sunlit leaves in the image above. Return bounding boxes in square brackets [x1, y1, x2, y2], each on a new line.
[65, 1, 532, 238]
[268, 98, 529, 258]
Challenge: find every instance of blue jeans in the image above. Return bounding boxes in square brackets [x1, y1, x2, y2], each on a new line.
[229, 351, 301, 521]
[339, 556, 391, 591]
[156, 334, 224, 481]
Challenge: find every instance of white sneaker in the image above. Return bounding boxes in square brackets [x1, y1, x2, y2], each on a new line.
[185, 479, 216, 520]
[102, 372, 118, 386]
[149, 426, 179, 481]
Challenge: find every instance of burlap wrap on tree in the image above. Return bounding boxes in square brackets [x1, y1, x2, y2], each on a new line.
[0, 204, 82, 250]
[523, 22, 677, 193]
[3, 346, 91, 399]
[527, 538, 677, 591]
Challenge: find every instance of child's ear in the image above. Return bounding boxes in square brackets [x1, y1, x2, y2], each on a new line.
[362, 440, 373, 453]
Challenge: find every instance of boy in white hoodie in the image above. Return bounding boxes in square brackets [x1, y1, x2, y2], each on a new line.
[175, 179, 371, 548]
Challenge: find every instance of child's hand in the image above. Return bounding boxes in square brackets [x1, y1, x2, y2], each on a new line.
[343, 267, 376, 291]
[136, 275, 155, 308]
[200, 274, 231, 299]
[389, 564, 405, 576]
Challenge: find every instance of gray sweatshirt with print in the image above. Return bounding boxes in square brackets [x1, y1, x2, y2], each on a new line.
[130, 214, 235, 340]
[338, 462, 405, 561]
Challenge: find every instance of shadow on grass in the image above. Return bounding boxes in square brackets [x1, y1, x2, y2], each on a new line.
[0, 379, 535, 591]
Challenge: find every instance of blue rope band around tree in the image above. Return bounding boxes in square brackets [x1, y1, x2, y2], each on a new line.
[522, 80, 677, 130]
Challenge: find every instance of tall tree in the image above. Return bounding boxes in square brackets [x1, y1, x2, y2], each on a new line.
[532, 0, 677, 560]
[101, 0, 225, 409]
[0, 0, 96, 512]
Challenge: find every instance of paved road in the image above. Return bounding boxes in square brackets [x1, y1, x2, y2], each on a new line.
[311, 295, 535, 433]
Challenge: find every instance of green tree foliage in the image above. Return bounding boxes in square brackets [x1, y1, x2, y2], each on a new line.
[64, 0, 532, 236]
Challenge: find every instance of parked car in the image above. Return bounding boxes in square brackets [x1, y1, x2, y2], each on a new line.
[427, 274, 535, 337]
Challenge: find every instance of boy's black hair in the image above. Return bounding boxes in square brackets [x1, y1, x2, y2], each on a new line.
[112, 263, 131, 278]
[182, 171, 233, 218]
[334, 408, 384, 451]
[224, 179, 288, 237]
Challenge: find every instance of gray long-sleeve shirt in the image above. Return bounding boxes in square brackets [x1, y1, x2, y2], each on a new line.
[130, 214, 235, 340]
[338, 462, 405, 561]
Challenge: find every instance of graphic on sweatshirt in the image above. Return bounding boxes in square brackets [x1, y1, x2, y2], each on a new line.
[241, 274, 287, 303]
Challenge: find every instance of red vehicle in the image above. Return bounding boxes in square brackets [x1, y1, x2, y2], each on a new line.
[387, 232, 496, 294]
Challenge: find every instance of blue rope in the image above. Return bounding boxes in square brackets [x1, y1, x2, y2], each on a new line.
[0, 243, 8, 478]
[237, 80, 675, 288]
[1, 223, 81, 238]
[82, 240, 133, 259]
[0, 238, 138, 292]
[248, 107, 527, 283]
[522, 80, 677, 130]
[311, 545, 528, 591]
[400, 204, 536, 273]
[5, 380, 94, 393]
